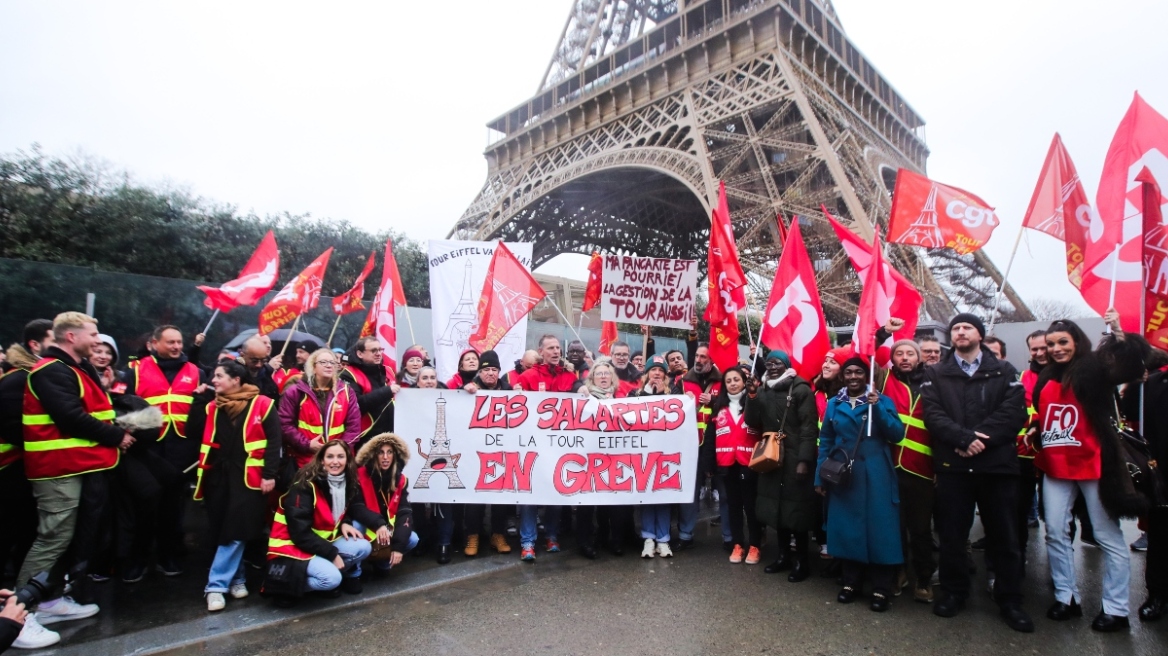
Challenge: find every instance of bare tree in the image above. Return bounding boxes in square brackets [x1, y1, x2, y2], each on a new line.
[1026, 297, 1091, 321]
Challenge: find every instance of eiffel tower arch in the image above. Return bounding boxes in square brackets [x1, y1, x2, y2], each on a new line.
[451, 0, 1032, 324]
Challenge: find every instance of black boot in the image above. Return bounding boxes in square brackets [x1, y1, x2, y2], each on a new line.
[764, 553, 793, 574]
[1139, 596, 1167, 622]
[436, 544, 452, 565]
[788, 533, 810, 582]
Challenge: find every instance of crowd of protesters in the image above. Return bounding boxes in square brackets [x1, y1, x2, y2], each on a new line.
[0, 307, 1166, 650]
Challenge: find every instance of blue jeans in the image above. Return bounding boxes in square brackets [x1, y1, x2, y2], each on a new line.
[353, 521, 420, 574]
[205, 540, 246, 594]
[1043, 477, 1130, 615]
[678, 500, 700, 541]
[640, 505, 672, 542]
[519, 505, 560, 548]
[435, 504, 456, 546]
[715, 477, 733, 543]
[305, 537, 371, 592]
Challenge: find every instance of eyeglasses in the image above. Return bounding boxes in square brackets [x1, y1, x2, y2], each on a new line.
[316, 360, 339, 367]
[244, 356, 269, 365]
[363, 347, 383, 354]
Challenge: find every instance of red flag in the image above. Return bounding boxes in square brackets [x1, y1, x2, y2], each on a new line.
[598, 321, 619, 356]
[582, 252, 603, 313]
[709, 319, 740, 373]
[1022, 134, 1094, 288]
[1140, 167, 1168, 349]
[258, 248, 333, 336]
[704, 181, 748, 325]
[1084, 93, 1168, 332]
[888, 169, 1001, 255]
[361, 239, 408, 373]
[825, 208, 922, 340]
[759, 220, 830, 382]
[331, 251, 376, 316]
[855, 230, 893, 358]
[775, 214, 789, 248]
[468, 242, 547, 352]
[197, 231, 279, 312]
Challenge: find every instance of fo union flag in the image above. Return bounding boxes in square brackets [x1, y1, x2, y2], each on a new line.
[258, 248, 333, 336]
[888, 168, 1001, 255]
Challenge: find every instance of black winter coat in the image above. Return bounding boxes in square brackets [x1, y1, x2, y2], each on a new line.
[340, 358, 397, 437]
[26, 347, 124, 448]
[920, 348, 1027, 475]
[282, 474, 385, 561]
[744, 375, 819, 532]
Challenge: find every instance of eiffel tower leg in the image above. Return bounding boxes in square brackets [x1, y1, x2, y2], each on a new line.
[444, 471, 465, 490]
[414, 471, 433, 489]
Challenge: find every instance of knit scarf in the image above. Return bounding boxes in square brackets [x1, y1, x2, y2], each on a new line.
[216, 385, 259, 420]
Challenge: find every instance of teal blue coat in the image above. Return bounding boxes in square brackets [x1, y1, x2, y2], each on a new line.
[815, 393, 905, 565]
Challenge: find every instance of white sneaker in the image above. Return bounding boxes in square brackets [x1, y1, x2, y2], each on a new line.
[35, 596, 99, 625]
[986, 576, 996, 594]
[228, 583, 249, 599]
[12, 613, 61, 649]
[641, 538, 656, 558]
[206, 592, 226, 612]
[656, 541, 673, 558]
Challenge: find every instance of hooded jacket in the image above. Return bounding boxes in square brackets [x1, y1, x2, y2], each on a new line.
[516, 362, 580, 393]
[340, 348, 397, 437]
[23, 346, 126, 449]
[0, 344, 39, 446]
[356, 433, 414, 553]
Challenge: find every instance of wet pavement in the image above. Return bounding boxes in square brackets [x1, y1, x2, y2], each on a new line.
[31, 504, 1167, 656]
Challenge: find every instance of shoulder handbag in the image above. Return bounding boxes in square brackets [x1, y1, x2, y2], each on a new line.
[748, 390, 790, 473]
[819, 404, 869, 488]
[1112, 399, 1168, 508]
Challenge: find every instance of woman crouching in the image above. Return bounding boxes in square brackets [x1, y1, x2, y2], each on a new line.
[266, 440, 387, 602]
[354, 433, 418, 575]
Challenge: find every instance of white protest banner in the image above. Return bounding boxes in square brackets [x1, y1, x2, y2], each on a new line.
[396, 388, 698, 505]
[428, 240, 533, 383]
[600, 255, 698, 330]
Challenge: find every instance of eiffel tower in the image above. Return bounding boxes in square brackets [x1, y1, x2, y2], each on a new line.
[414, 396, 465, 490]
[437, 260, 477, 347]
[451, 0, 1032, 322]
[895, 186, 944, 248]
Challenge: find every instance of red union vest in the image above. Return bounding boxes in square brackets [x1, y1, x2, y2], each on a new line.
[357, 467, 405, 540]
[193, 395, 274, 500]
[136, 357, 200, 439]
[683, 379, 721, 446]
[713, 406, 760, 467]
[272, 367, 300, 394]
[22, 358, 120, 480]
[882, 375, 933, 480]
[1017, 369, 1040, 459]
[1035, 379, 1101, 480]
[342, 366, 377, 436]
[295, 385, 351, 467]
[267, 483, 342, 560]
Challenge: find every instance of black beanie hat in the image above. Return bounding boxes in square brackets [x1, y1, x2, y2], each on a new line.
[948, 313, 985, 338]
[478, 350, 502, 370]
[298, 340, 320, 353]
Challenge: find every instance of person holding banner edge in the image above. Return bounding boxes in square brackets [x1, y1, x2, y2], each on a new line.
[459, 350, 513, 557]
[634, 357, 675, 558]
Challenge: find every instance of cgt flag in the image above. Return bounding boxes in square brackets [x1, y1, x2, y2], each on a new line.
[1022, 134, 1094, 288]
[361, 239, 408, 373]
[888, 169, 1001, 255]
[332, 251, 377, 316]
[1083, 93, 1168, 333]
[583, 252, 603, 313]
[704, 181, 748, 325]
[825, 207, 922, 341]
[760, 219, 829, 382]
[198, 231, 280, 312]
[258, 248, 333, 336]
[468, 242, 546, 352]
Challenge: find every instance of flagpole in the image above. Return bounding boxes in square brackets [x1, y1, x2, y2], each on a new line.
[279, 314, 302, 358]
[326, 314, 343, 348]
[403, 304, 417, 346]
[549, 302, 586, 345]
[1105, 245, 1121, 334]
[202, 309, 220, 336]
[745, 296, 763, 377]
[742, 296, 756, 368]
[987, 224, 1025, 334]
[867, 361, 875, 437]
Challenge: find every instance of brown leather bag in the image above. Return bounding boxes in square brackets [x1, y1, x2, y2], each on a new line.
[748, 431, 783, 473]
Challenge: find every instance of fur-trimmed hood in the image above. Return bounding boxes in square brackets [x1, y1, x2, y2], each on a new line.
[4, 344, 38, 371]
[356, 432, 409, 467]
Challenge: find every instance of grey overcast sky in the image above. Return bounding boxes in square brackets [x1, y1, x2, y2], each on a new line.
[3, 0, 1167, 316]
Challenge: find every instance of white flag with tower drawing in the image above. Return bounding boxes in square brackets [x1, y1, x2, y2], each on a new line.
[428, 240, 534, 383]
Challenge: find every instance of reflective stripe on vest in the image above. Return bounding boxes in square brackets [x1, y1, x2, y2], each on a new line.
[342, 367, 378, 437]
[22, 358, 120, 480]
[882, 376, 933, 480]
[136, 357, 200, 439]
[295, 386, 351, 466]
[193, 395, 274, 500]
[267, 484, 342, 560]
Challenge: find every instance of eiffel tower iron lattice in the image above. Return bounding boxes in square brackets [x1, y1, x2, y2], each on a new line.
[450, 0, 1032, 324]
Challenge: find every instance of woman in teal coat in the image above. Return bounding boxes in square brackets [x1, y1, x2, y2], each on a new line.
[815, 356, 905, 612]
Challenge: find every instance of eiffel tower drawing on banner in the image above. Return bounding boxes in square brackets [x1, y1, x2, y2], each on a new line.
[437, 260, 477, 348]
[894, 186, 944, 248]
[414, 396, 465, 489]
[450, 0, 1033, 322]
